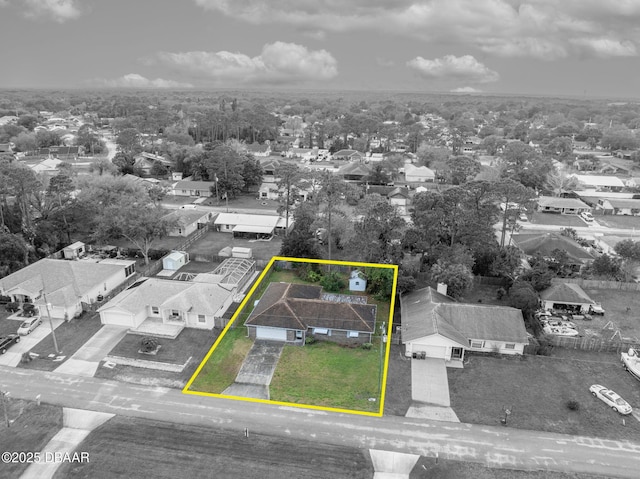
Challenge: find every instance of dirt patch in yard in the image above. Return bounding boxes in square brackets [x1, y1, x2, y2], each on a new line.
[448, 351, 640, 441]
[55, 415, 373, 479]
[186, 230, 282, 260]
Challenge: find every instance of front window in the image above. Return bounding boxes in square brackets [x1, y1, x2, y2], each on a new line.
[151, 306, 159, 315]
[505, 343, 515, 349]
[469, 340, 484, 349]
[198, 314, 206, 323]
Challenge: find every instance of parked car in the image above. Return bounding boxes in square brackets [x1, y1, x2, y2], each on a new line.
[0, 334, 20, 354]
[580, 211, 594, 222]
[589, 303, 605, 315]
[518, 212, 528, 222]
[589, 384, 633, 415]
[17, 316, 42, 335]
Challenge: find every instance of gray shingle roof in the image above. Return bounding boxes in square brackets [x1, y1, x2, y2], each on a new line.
[401, 287, 528, 345]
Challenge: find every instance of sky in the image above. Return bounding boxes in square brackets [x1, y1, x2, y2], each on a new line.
[1, 0, 639, 98]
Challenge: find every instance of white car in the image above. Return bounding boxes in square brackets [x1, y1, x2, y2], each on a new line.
[589, 384, 633, 415]
[580, 211, 594, 222]
[17, 316, 43, 336]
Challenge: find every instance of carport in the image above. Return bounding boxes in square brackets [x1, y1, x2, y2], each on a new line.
[540, 282, 595, 313]
[232, 224, 274, 240]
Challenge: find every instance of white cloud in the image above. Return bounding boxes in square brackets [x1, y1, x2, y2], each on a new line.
[376, 57, 395, 67]
[450, 86, 482, 93]
[151, 42, 338, 85]
[23, 0, 81, 22]
[95, 74, 193, 89]
[407, 55, 499, 83]
[193, 0, 640, 60]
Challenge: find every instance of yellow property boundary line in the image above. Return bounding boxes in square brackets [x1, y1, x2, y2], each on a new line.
[182, 255, 399, 417]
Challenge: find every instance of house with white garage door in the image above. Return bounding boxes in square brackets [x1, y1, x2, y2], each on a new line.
[0, 257, 136, 320]
[98, 277, 236, 337]
[401, 287, 528, 364]
[244, 282, 376, 345]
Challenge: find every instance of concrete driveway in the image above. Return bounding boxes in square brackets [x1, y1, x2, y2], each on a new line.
[54, 325, 129, 377]
[0, 318, 64, 367]
[407, 357, 460, 422]
[223, 340, 284, 400]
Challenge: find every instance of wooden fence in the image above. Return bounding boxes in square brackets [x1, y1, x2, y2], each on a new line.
[544, 334, 640, 354]
[550, 277, 640, 291]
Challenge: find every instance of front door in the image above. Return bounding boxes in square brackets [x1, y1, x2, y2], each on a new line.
[451, 347, 463, 360]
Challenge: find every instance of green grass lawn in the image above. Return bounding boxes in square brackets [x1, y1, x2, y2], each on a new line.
[448, 351, 640, 441]
[270, 341, 383, 412]
[188, 327, 253, 394]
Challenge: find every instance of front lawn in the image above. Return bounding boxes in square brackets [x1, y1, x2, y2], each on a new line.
[448, 351, 640, 441]
[187, 326, 253, 393]
[270, 341, 383, 412]
[19, 314, 104, 372]
[0, 400, 62, 478]
[528, 212, 586, 227]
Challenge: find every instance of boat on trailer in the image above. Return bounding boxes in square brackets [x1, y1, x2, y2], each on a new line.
[621, 348, 640, 381]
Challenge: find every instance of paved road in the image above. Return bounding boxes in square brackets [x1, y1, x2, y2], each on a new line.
[3, 367, 640, 478]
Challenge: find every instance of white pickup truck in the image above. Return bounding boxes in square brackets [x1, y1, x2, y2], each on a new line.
[590, 303, 605, 315]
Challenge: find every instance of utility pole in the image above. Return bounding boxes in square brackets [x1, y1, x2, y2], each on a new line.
[42, 291, 61, 355]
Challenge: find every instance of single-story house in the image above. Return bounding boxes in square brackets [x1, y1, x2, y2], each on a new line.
[244, 282, 376, 345]
[163, 209, 213, 237]
[571, 174, 626, 191]
[258, 182, 280, 200]
[388, 187, 410, 214]
[404, 164, 435, 182]
[401, 287, 528, 362]
[98, 277, 236, 332]
[172, 178, 214, 197]
[286, 148, 318, 161]
[625, 177, 640, 188]
[596, 198, 640, 216]
[511, 232, 595, 271]
[0, 143, 13, 153]
[338, 162, 371, 182]
[349, 270, 366, 292]
[245, 143, 271, 157]
[536, 196, 591, 215]
[30, 157, 62, 173]
[213, 213, 282, 238]
[333, 149, 365, 162]
[133, 152, 173, 176]
[260, 159, 280, 180]
[540, 282, 595, 313]
[0, 258, 136, 320]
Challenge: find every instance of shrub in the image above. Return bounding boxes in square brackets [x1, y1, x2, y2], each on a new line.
[0, 295, 12, 304]
[5, 302, 20, 312]
[305, 335, 317, 345]
[320, 271, 345, 292]
[361, 342, 373, 350]
[140, 337, 159, 353]
[566, 400, 580, 411]
[496, 287, 506, 299]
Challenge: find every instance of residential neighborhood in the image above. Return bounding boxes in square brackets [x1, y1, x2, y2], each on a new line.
[0, 73, 640, 478]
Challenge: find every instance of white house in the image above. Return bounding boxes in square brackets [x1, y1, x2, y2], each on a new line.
[0, 258, 136, 320]
[172, 178, 214, 197]
[571, 174, 626, 191]
[164, 209, 213, 237]
[536, 196, 591, 215]
[404, 164, 435, 182]
[213, 213, 282, 238]
[349, 270, 367, 292]
[98, 277, 237, 333]
[401, 287, 529, 363]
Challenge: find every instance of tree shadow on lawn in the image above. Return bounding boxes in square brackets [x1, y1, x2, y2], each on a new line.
[448, 353, 640, 441]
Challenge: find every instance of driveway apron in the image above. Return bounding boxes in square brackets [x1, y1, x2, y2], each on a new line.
[223, 340, 284, 400]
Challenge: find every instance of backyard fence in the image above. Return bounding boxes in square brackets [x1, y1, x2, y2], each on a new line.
[81, 273, 142, 313]
[550, 277, 640, 291]
[543, 334, 640, 354]
[175, 224, 210, 251]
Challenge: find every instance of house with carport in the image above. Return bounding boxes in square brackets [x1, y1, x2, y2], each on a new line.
[0, 258, 136, 320]
[172, 178, 214, 197]
[400, 287, 528, 364]
[596, 198, 640, 216]
[244, 282, 376, 345]
[213, 213, 290, 238]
